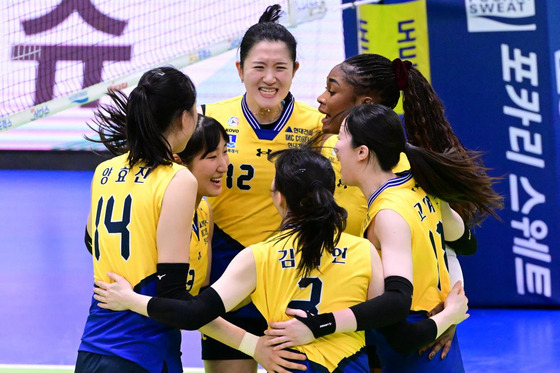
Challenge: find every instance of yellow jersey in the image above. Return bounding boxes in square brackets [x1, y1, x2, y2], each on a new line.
[90, 153, 185, 286]
[205, 93, 323, 247]
[251, 232, 372, 372]
[83, 153, 185, 372]
[188, 198, 211, 295]
[360, 171, 450, 312]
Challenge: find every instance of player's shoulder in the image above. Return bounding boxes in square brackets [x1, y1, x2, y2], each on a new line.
[339, 232, 370, 247]
[293, 99, 321, 115]
[206, 95, 243, 108]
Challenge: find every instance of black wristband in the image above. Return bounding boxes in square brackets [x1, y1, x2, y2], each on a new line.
[445, 222, 477, 255]
[294, 311, 336, 339]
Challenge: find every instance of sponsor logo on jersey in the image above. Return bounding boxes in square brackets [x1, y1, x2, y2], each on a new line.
[256, 148, 272, 157]
[228, 116, 239, 128]
[465, 0, 536, 32]
[227, 134, 237, 148]
[285, 126, 314, 143]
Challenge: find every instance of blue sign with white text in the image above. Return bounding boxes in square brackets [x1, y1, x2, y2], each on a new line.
[427, 0, 560, 306]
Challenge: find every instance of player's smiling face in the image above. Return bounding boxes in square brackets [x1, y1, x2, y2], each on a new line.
[317, 65, 358, 134]
[237, 41, 299, 114]
[317, 65, 374, 134]
[188, 137, 229, 199]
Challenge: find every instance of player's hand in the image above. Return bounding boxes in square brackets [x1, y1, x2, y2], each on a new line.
[444, 281, 470, 325]
[254, 335, 307, 372]
[419, 324, 456, 360]
[265, 308, 315, 350]
[93, 272, 135, 311]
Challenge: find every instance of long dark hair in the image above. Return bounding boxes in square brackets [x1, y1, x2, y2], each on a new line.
[269, 148, 347, 278]
[88, 66, 197, 168]
[345, 104, 503, 223]
[177, 115, 228, 166]
[239, 4, 297, 68]
[340, 53, 495, 224]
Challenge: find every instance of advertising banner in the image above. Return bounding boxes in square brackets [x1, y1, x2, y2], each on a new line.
[344, 0, 559, 306]
[427, 0, 559, 306]
[356, 0, 430, 113]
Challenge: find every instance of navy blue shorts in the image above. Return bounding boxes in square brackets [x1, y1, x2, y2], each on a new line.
[75, 351, 167, 373]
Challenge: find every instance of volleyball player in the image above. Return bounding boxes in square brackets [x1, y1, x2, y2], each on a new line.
[77, 68, 304, 373]
[266, 104, 502, 372]
[92, 147, 470, 372]
[200, 4, 323, 372]
[316, 53, 489, 363]
[173, 115, 229, 297]
[76, 66, 200, 373]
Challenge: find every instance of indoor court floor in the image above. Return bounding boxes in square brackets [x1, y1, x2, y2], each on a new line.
[1, 170, 559, 372]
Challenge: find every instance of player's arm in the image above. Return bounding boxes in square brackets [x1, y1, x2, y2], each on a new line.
[441, 202, 477, 255]
[155, 169, 198, 300]
[267, 210, 469, 352]
[93, 246, 258, 330]
[200, 318, 307, 372]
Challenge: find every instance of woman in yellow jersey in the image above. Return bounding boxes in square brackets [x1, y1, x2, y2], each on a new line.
[200, 4, 323, 372]
[78, 68, 303, 373]
[92, 147, 470, 373]
[316, 53, 496, 366]
[266, 105, 502, 373]
[174, 115, 230, 297]
[77, 66, 200, 373]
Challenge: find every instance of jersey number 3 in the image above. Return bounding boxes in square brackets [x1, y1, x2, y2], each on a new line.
[288, 277, 323, 315]
[93, 195, 132, 261]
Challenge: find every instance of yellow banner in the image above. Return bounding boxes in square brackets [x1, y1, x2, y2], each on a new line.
[357, 0, 430, 114]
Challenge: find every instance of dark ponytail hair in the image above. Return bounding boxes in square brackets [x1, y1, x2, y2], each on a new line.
[340, 53, 498, 224]
[270, 148, 347, 278]
[88, 66, 197, 168]
[239, 4, 297, 68]
[177, 115, 228, 166]
[345, 104, 503, 223]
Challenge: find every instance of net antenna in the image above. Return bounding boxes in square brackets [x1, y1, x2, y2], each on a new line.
[1, 0, 332, 133]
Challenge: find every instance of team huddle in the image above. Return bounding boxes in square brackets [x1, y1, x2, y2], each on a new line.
[76, 4, 502, 373]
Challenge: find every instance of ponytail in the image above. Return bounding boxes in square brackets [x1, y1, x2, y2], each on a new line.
[87, 67, 197, 169]
[126, 84, 173, 168]
[403, 144, 503, 224]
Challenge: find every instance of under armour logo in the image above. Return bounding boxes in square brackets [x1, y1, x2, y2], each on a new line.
[337, 179, 347, 189]
[256, 148, 272, 157]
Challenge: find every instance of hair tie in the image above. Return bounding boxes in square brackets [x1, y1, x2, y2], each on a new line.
[392, 58, 412, 90]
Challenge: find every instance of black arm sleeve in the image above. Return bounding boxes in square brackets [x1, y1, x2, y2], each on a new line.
[85, 226, 92, 255]
[349, 276, 413, 330]
[147, 286, 226, 330]
[350, 275, 439, 354]
[156, 263, 192, 300]
[445, 222, 477, 255]
[378, 318, 437, 354]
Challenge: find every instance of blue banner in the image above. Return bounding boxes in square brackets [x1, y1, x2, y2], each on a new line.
[427, 0, 560, 306]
